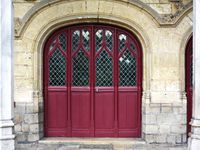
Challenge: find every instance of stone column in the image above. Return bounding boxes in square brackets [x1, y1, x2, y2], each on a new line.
[0, 0, 15, 150]
[189, 0, 200, 150]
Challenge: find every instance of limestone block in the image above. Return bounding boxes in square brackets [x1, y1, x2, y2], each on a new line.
[151, 80, 165, 91]
[22, 123, 30, 132]
[24, 114, 38, 124]
[151, 92, 181, 103]
[161, 106, 172, 113]
[156, 134, 167, 143]
[144, 125, 159, 134]
[14, 38, 34, 53]
[15, 103, 26, 114]
[165, 80, 180, 91]
[157, 113, 184, 124]
[85, 0, 99, 13]
[39, 123, 43, 132]
[14, 3, 35, 18]
[173, 106, 187, 114]
[39, 113, 44, 123]
[14, 52, 32, 66]
[27, 133, 40, 142]
[14, 65, 33, 78]
[140, 0, 160, 3]
[149, 4, 172, 14]
[171, 125, 186, 134]
[14, 114, 24, 124]
[16, 134, 27, 142]
[26, 103, 34, 113]
[30, 124, 39, 133]
[14, 89, 33, 102]
[144, 134, 156, 143]
[167, 134, 176, 144]
[144, 114, 157, 124]
[14, 124, 22, 132]
[144, 104, 161, 114]
[159, 125, 170, 134]
[175, 134, 182, 144]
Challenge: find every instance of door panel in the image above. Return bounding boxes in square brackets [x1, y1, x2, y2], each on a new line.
[118, 91, 138, 129]
[44, 25, 142, 137]
[47, 90, 68, 136]
[71, 91, 91, 136]
[186, 37, 193, 136]
[95, 92, 115, 129]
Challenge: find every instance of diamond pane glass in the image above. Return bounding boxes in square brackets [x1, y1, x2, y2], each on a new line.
[119, 34, 127, 52]
[105, 30, 113, 51]
[96, 50, 113, 86]
[49, 49, 66, 86]
[49, 39, 57, 52]
[73, 50, 89, 86]
[82, 29, 90, 51]
[59, 33, 67, 51]
[119, 50, 137, 86]
[130, 42, 136, 52]
[95, 30, 103, 51]
[72, 30, 80, 51]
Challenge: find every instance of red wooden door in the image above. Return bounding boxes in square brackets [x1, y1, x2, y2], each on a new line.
[185, 37, 193, 136]
[44, 25, 142, 137]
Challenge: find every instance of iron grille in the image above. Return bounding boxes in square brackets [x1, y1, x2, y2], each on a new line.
[73, 50, 89, 86]
[119, 34, 126, 52]
[96, 50, 113, 86]
[49, 39, 57, 52]
[130, 42, 136, 52]
[105, 30, 113, 51]
[119, 50, 137, 86]
[49, 49, 66, 86]
[82, 29, 90, 51]
[72, 30, 80, 51]
[95, 30, 103, 51]
[59, 33, 67, 51]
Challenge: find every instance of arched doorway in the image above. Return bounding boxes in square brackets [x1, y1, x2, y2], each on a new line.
[44, 24, 142, 137]
[185, 36, 193, 136]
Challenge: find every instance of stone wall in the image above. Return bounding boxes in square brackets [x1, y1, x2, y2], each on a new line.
[13, 0, 192, 145]
[143, 102, 187, 144]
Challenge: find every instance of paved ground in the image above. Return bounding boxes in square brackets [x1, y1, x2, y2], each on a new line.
[16, 138, 187, 150]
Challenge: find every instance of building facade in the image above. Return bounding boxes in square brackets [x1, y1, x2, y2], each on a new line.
[1, 0, 200, 150]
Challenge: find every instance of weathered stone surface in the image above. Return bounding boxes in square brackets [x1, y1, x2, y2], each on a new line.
[13, 0, 192, 148]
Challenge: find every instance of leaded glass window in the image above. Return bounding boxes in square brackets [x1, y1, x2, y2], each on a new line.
[119, 34, 126, 52]
[72, 50, 89, 86]
[72, 30, 80, 51]
[59, 33, 67, 51]
[95, 30, 103, 52]
[105, 30, 113, 51]
[119, 50, 137, 86]
[82, 29, 90, 51]
[96, 50, 113, 86]
[49, 49, 66, 86]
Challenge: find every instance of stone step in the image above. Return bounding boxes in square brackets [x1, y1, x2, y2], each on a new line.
[16, 138, 187, 150]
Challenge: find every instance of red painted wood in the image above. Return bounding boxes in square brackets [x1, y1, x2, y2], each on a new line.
[185, 36, 193, 136]
[44, 24, 142, 137]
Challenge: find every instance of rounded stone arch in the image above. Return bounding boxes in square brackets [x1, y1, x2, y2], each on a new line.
[33, 16, 152, 98]
[17, 0, 155, 101]
[179, 26, 192, 93]
[16, 0, 155, 139]
[33, 18, 151, 139]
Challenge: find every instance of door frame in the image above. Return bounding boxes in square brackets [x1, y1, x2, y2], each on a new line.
[43, 23, 143, 137]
